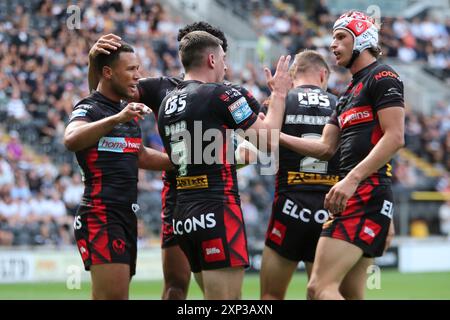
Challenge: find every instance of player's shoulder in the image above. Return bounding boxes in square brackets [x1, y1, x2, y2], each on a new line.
[190, 82, 234, 98]
[73, 92, 99, 110]
[326, 91, 338, 103]
[139, 75, 182, 87]
[210, 82, 245, 103]
[223, 80, 244, 92]
[370, 63, 402, 82]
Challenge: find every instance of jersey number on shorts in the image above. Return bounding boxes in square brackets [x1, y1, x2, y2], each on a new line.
[299, 133, 328, 173]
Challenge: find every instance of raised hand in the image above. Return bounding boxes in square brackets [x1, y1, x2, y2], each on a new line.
[89, 34, 122, 60]
[266, 55, 293, 97]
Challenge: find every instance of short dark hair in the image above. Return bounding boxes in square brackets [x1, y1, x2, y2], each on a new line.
[290, 50, 330, 78]
[177, 21, 228, 52]
[94, 41, 134, 74]
[179, 31, 223, 72]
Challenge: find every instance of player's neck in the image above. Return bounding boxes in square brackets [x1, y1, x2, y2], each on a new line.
[96, 81, 123, 102]
[349, 51, 377, 75]
[184, 69, 217, 83]
[293, 77, 322, 89]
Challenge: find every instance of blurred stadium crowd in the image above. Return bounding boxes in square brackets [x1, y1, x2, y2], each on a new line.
[0, 0, 449, 246]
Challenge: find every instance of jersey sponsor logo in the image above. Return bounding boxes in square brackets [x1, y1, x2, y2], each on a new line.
[268, 220, 286, 245]
[176, 175, 209, 190]
[298, 92, 331, 108]
[97, 137, 141, 153]
[220, 88, 241, 102]
[287, 171, 339, 186]
[164, 93, 187, 115]
[384, 87, 402, 97]
[77, 104, 93, 110]
[76, 239, 89, 261]
[380, 200, 393, 219]
[351, 82, 363, 97]
[202, 238, 225, 263]
[219, 93, 230, 102]
[173, 213, 217, 235]
[164, 120, 187, 137]
[112, 239, 126, 255]
[69, 108, 88, 121]
[282, 199, 329, 224]
[363, 226, 375, 238]
[73, 215, 82, 230]
[374, 70, 400, 81]
[228, 97, 252, 124]
[359, 219, 381, 245]
[338, 106, 374, 129]
[285, 115, 330, 125]
[131, 203, 140, 213]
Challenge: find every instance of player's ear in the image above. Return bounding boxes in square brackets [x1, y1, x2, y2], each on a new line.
[320, 68, 328, 88]
[102, 66, 113, 80]
[207, 53, 215, 69]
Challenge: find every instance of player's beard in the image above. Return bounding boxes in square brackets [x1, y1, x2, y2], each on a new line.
[110, 77, 133, 100]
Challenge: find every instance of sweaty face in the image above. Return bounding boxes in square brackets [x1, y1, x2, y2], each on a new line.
[330, 29, 354, 67]
[109, 52, 140, 100]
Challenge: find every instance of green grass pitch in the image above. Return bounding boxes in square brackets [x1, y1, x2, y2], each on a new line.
[0, 270, 449, 299]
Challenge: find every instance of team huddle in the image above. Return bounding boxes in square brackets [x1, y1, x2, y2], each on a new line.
[64, 11, 405, 300]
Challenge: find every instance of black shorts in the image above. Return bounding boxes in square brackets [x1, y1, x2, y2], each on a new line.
[321, 183, 393, 258]
[74, 203, 138, 276]
[174, 200, 249, 273]
[265, 191, 329, 262]
[160, 179, 178, 249]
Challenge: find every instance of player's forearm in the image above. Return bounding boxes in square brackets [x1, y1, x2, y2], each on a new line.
[260, 93, 286, 151]
[88, 58, 100, 92]
[138, 147, 174, 171]
[345, 131, 404, 184]
[280, 132, 334, 160]
[64, 116, 120, 152]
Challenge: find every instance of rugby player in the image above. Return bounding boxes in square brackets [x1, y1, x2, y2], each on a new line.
[158, 31, 292, 299]
[280, 11, 404, 299]
[260, 50, 339, 299]
[64, 43, 172, 300]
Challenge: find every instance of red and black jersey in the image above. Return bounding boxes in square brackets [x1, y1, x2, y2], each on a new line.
[137, 76, 262, 202]
[138, 76, 261, 115]
[157, 80, 258, 204]
[328, 61, 404, 185]
[277, 85, 339, 193]
[138, 76, 182, 115]
[68, 91, 142, 206]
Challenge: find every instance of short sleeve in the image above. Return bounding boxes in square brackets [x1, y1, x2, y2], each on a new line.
[327, 110, 339, 127]
[213, 86, 257, 130]
[232, 84, 262, 114]
[370, 66, 404, 111]
[68, 103, 96, 124]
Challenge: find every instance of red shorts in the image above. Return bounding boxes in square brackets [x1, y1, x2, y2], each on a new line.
[321, 183, 393, 258]
[174, 200, 249, 273]
[74, 204, 138, 276]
